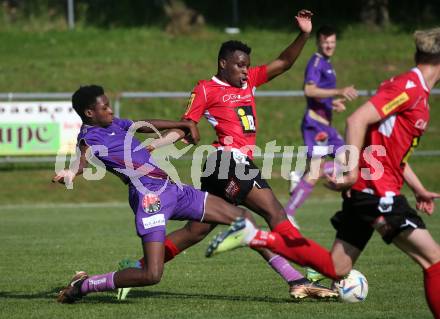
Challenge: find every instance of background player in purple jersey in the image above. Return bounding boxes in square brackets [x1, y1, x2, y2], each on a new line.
[286, 25, 359, 216]
[54, 85, 258, 303]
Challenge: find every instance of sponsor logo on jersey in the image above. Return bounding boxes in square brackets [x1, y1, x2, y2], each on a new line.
[222, 93, 252, 103]
[142, 193, 161, 214]
[381, 92, 409, 115]
[142, 214, 166, 230]
[235, 105, 256, 133]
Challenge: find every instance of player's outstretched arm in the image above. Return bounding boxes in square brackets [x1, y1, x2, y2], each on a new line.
[404, 163, 440, 215]
[304, 84, 358, 101]
[135, 119, 200, 150]
[266, 9, 312, 81]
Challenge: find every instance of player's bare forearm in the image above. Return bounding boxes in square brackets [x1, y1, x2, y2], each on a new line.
[304, 84, 341, 99]
[266, 10, 312, 80]
[135, 119, 192, 133]
[266, 32, 310, 80]
[148, 128, 187, 150]
[403, 163, 426, 194]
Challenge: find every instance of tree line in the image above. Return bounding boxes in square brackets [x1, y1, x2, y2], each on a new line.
[2, 0, 439, 31]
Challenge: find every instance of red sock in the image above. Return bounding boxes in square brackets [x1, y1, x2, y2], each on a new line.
[138, 238, 181, 268]
[164, 238, 181, 262]
[424, 261, 440, 319]
[250, 220, 338, 280]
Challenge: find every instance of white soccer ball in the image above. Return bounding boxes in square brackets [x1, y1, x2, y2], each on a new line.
[333, 269, 368, 303]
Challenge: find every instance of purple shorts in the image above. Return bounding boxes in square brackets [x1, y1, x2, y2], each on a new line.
[128, 181, 207, 243]
[301, 115, 344, 158]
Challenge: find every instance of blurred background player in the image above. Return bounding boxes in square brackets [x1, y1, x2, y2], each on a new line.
[54, 85, 257, 303]
[119, 10, 338, 300]
[286, 25, 358, 216]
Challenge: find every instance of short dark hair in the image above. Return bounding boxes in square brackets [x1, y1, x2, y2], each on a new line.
[415, 50, 440, 65]
[218, 40, 251, 61]
[72, 85, 104, 121]
[316, 25, 336, 41]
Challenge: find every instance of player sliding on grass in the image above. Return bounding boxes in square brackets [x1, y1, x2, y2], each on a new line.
[54, 84, 341, 304]
[208, 27, 440, 318]
[54, 85, 257, 303]
[118, 9, 338, 300]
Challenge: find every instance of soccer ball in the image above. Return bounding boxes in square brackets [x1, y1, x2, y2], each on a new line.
[332, 269, 368, 303]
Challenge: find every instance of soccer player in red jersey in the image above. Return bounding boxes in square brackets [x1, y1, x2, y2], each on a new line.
[208, 27, 440, 317]
[124, 9, 340, 300]
[323, 28, 440, 318]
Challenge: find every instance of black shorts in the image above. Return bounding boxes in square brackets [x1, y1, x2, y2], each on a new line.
[331, 190, 426, 251]
[200, 150, 270, 205]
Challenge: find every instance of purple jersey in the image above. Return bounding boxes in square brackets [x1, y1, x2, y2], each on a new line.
[76, 118, 206, 243]
[304, 53, 336, 122]
[77, 117, 167, 186]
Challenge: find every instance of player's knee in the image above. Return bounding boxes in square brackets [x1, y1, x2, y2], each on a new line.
[139, 268, 163, 285]
[185, 222, 213, 242]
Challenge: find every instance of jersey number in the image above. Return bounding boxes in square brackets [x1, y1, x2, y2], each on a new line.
[236, 106, 256, 133]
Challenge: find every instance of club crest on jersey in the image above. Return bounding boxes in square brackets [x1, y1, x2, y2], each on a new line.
[235, 105, 256, 133]
[314, 131, 329, 146]
[142, 193, 161, 214]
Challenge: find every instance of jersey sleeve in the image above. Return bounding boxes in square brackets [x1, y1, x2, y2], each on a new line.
[304, 55, 321, 85]
[248, 65, 268, 88]
[369, 80, 414, 119]
[76, 130, 105, 156]
[112, 117, 134, 131]
[182, 82, 207, 123]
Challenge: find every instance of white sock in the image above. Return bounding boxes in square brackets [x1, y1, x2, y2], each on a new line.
[243, 218, 258, 244]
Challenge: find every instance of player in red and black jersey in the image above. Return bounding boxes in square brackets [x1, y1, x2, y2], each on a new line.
[322, 28, 440, 317]
[128, 10, 340, 300]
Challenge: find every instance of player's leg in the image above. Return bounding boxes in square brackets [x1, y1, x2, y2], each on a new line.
[287, 124, 323, 215]
[329, 239, 362, 276]
[240, 187, 340, 280]
[134, 189, 250, 266]
[206, 213, 340, 280]
[202, 152, 336, 298]
[392, 228, 440, 318]
[58, 241, 165, 303]
[203, 193, 253, 224]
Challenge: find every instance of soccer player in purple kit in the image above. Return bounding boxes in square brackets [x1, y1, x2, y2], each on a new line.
[286, 25, 358, 216]
[54, 85, 256, 303]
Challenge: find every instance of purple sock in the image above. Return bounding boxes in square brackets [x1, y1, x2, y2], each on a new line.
[80, 272, 115, 295]
[285, 179, 314, 216]
[268, 255, 304, 283]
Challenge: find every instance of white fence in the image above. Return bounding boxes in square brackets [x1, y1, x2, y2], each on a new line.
[1, 89, 440, 163]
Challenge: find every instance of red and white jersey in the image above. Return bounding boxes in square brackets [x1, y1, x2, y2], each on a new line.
[183, 65, 268, 158]
[353, 68, 430, 196]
